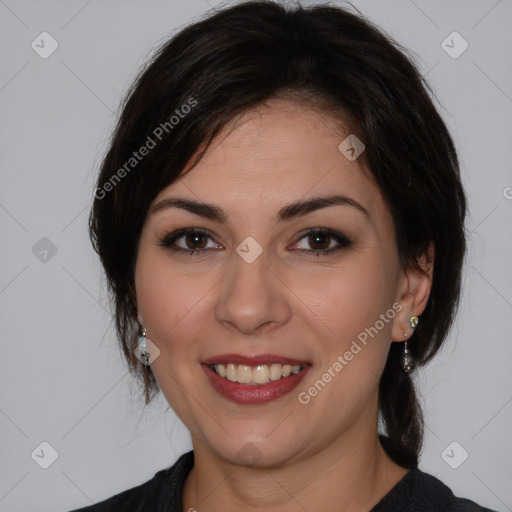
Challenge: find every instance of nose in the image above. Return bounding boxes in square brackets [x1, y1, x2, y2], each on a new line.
[215, 247, 292, 336]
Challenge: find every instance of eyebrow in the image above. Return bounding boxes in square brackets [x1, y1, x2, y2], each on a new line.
[150, 194, 370, 223]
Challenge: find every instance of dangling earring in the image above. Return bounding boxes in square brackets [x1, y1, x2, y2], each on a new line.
[402, 316, 419, 373]
[138, 325, 150, 366]
[402, 340, 414, 373]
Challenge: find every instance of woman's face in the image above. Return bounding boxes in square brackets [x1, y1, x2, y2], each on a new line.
[135, 99, 415, 467]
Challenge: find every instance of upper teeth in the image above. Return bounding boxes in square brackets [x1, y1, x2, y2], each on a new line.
[211, 363, 303, 385]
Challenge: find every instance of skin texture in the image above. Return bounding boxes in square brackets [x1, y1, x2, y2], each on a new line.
[134, 99, 433, 511]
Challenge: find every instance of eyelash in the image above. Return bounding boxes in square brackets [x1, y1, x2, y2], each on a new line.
[158, 228, 352, 257]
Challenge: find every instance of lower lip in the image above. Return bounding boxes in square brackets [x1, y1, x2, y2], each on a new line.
[202, 364, 311, 404]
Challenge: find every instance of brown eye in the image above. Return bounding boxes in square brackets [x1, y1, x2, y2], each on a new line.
[293, 228, 351, 256]
[184, 232, 208, 249]
[159, 228, 221, 255]
[307, 233, 331, 251]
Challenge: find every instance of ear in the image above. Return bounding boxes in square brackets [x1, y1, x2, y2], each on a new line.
[391, 241, 434, 342]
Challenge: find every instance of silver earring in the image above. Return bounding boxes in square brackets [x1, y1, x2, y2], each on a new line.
[402, 340, 414, 373]
[138, 325, 150, 366]
[402, 315, 418, 373]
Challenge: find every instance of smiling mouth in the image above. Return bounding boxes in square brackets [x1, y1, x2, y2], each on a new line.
[208, 363, 307, 385]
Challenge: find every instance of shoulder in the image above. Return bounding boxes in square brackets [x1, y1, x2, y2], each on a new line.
[418, 470, 497, 512]
[66, 451, 194, 512]
[373, 468, 498, 512]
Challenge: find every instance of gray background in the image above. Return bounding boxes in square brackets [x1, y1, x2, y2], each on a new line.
[0, 1, 511, 511]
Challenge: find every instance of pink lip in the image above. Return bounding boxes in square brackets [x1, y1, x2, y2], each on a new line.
[201, 363, 311, 404]
[202, 353, 310, 366]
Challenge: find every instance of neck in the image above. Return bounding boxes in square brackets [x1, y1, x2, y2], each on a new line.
[182, 422, 408, 511]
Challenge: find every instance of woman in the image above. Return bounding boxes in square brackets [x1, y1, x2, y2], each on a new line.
[71, 1, 497, 510]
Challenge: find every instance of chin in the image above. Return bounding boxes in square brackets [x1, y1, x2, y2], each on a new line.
[199, 428, 308, 469]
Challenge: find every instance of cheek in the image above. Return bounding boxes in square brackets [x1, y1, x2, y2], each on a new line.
[138, 283, 205, 348]
[134, 246, 209, 356]
[308, 253, 396, 346]
[134, 249, 212, 419]
[297, 259, 396, 425]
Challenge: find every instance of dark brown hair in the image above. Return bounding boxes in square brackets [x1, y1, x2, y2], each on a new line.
[89, 0, 467, 469]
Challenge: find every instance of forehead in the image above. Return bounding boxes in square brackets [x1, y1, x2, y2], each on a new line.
[151, 100, 392, 232]
[184, 100, 360, 184]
